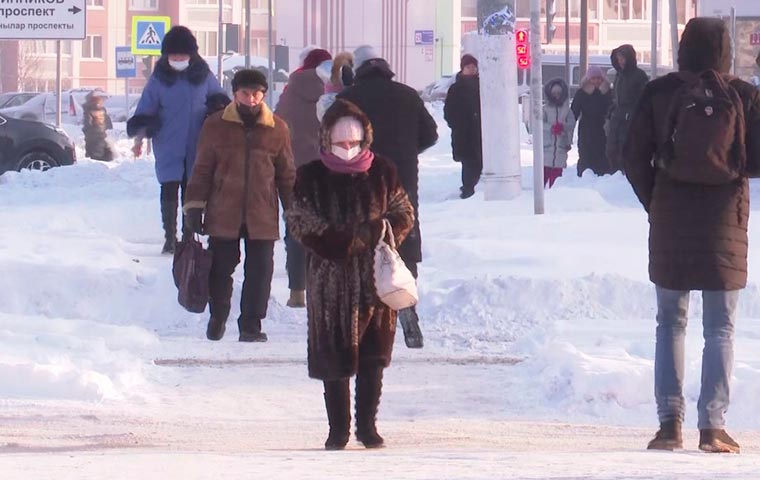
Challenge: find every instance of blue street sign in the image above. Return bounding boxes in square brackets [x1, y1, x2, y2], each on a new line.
[116, 46, 137, 78]
[131, 16, 171, 56]
[414, 30, 435, 46]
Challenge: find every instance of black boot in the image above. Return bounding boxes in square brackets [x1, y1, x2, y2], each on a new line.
[323, 380, 351, 450]
[206, 299, 230, 341]
[238, 317, 268, 342]
[647, 419, 683, 451]
[399, 307, 424, 349]
[355, 366, 385, 448]
[160, 198, 178, 254]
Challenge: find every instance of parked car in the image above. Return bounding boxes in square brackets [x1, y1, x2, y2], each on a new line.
[0, 113, 76, 176]
[0, 88, 98, 125]
[0, 92, 39, 109]
[105, 94, 141, 122]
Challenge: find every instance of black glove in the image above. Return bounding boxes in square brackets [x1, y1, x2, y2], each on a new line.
[185, 207, 204, 235]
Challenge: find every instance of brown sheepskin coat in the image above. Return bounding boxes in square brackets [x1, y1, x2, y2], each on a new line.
[286, 154, 415, 380]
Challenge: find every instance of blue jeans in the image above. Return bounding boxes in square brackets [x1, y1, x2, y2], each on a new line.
[654, 286, 739, 429]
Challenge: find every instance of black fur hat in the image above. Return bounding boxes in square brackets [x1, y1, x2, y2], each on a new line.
[161, 26, 199, 56]
[231, 69, 268, 92]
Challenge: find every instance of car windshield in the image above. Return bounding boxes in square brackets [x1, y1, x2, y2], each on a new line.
[0, 94, 12, 107]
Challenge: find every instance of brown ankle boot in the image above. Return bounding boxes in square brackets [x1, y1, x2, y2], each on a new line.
[287, 289, 306, 308]
[647, 420, 683, 451]
[699, 429, 740, 454]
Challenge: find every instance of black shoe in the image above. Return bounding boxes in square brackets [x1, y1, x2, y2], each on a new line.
[161, 237, 176, 255]
[206, 317, 226, 341]
[647, 420, 683, 451]
[699, 429, 740, 454]
[460, 188, 475, 199]
[399, 307, 424, 349]
[239, 331, 268, 342]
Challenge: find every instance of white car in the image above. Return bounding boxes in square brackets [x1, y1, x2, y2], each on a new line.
[0, 89, 97, 125]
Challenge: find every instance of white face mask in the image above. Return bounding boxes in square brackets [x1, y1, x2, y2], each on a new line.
[169, 60, 190, 71]
[331, 145, 362, 161]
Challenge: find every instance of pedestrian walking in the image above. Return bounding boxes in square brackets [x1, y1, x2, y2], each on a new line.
[542, 78, 576, 188]
[571, 66, 613, 176]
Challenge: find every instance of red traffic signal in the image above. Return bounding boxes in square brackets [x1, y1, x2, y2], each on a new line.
[516, 29, 530, 70]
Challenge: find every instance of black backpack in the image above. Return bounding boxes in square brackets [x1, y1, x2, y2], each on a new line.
[659, 70, 746, 185]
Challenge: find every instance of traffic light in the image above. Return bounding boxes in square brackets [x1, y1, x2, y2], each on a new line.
[142, 56, 152, 79]
[516, 29, 530, 70]
[546, 0, 557, 44]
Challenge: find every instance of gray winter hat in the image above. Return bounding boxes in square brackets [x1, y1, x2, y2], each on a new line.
[353, 45, 380, 70]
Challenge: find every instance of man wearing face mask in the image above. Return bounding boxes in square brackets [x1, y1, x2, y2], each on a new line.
[127, 26, 228, 255]
[183, 69, 295, 343]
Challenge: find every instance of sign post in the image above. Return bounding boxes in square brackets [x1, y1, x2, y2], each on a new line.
[116, 46, 137, 124]
[0, 0, 87, 126]
[131, 16, 170, 56]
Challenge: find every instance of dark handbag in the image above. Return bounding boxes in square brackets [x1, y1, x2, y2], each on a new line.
[172, 236, 213, 313]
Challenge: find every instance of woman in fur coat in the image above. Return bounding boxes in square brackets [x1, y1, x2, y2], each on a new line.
[286, 99, 415, 450]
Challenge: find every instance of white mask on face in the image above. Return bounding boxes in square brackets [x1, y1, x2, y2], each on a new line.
[169, 60, 190, 71]
[331, 145, 362, 161]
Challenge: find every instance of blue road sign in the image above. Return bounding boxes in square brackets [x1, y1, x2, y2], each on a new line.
[131, 16, 171, 56]
[116, 46, 137, 78]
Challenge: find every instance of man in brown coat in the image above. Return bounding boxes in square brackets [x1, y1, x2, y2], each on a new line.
[184, 69, 295, 342]
[624, 18, 760, 454]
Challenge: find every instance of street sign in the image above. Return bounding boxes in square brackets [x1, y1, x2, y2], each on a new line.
[131, 16, 171, 56]
[414, 30, 435, 46]
[116, 46, 137, 78]
[0, 0, 86, 40]
[751, 32, 760, 46]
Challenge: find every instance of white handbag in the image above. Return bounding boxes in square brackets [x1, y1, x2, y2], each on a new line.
[373, 218, 418, 310]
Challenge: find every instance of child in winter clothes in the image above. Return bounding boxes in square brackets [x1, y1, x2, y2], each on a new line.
[542, 78, 576, 188]
[82, 90, 114, 162]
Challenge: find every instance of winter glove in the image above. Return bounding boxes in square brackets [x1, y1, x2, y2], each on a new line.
[551, 122, 564, 136]
[185, 208, 204, 235]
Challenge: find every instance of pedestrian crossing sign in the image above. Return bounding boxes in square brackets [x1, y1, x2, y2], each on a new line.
[131, 16, 171, 56]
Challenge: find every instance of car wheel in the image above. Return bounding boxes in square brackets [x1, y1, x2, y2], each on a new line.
[17, 151, 58, 172]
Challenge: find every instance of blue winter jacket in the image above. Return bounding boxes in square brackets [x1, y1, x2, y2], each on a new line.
[131, 57, 226, 183]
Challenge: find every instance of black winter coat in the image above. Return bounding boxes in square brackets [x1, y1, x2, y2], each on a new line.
[624, 18, 760, 291]
[607, 45, 648, 170]
[572, 83, 613, 176]
[338, 60, 438, 266]
[443, 73, 482, 163]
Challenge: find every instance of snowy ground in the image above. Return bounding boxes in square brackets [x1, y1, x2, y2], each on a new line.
[3, 106, 760, 478]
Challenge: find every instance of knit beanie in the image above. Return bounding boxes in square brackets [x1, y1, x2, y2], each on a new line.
[330, 116, 364, 143]
[302, 49, 332, 70]
[232, 69, 268, 92]
[161, 26, 199, 56]
[460, 54, 478, 70]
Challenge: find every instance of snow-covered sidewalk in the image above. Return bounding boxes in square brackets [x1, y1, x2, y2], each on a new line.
[3, 116, 760, 478]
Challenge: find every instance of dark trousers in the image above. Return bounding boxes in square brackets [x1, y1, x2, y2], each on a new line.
[460, 156, 483, 194]
[208, 226, 275, 334]
[284, 227, 307, 291]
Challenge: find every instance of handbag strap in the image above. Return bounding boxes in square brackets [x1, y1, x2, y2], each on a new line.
[381, 218, 396, 249]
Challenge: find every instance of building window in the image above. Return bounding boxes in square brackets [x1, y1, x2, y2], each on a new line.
[603, 0, 647, 20]
[82, 35, 103, 59]
[29, 40, 72, 55]
[194, 31, 219, 56]
[87, 0, 104, 6]
[129, 0, 159, 11]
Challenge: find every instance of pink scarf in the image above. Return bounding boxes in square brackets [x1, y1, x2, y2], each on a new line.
[320, 148, 375, 174]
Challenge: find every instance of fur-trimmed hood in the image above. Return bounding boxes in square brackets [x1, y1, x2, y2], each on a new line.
[319, 99, 373, 151]
[153, 55, 212, 86]
[544, 78, 569, 106]
[678, 17, 732, 74]
[611, 44, 638, 73]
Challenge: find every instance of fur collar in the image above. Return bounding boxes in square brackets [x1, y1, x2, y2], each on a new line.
[221, 102, 276, 128]
[153, 55, 212, 86]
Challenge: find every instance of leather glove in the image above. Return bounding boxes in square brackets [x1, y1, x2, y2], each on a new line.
[185, 207, 204, 235]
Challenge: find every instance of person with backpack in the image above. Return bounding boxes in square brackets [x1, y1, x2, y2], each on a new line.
[624, 17, 760, 454]
[542, 78, 576, 188]
[286, 99, 415, 450]
[607, 44, 648, 174]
